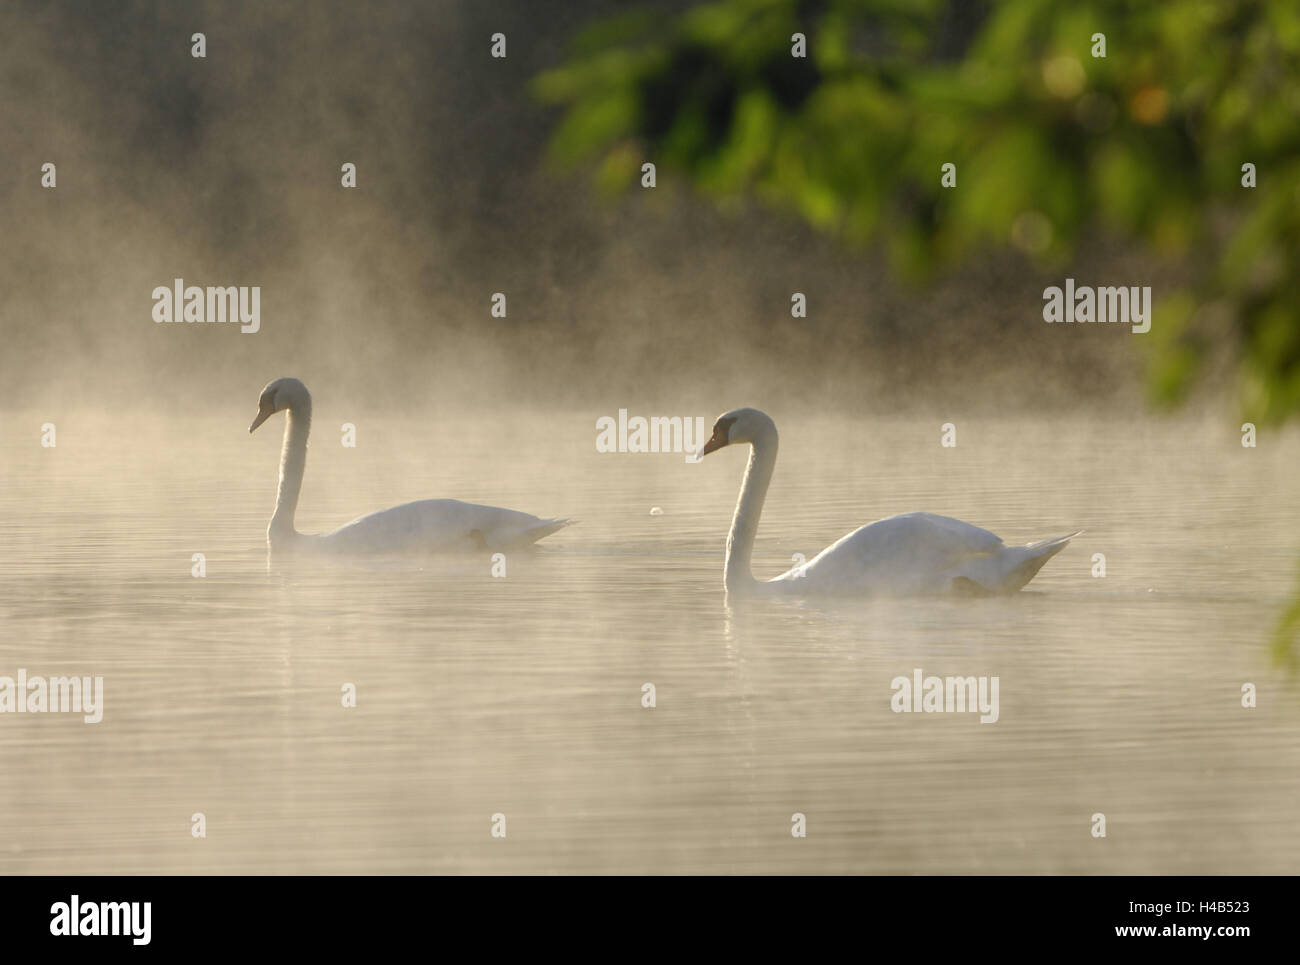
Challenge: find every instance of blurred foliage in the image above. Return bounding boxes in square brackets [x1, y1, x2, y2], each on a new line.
[536, 0, 1300, 421]
[536, 0, 1300, 667]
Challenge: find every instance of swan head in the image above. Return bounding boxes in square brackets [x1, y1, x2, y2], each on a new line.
[249, 377, 310, 433]
[699, 407, 776, 456]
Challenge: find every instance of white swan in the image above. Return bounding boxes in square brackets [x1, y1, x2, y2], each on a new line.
[698, 408, 1078, 597]
[249, 377, 571, 553]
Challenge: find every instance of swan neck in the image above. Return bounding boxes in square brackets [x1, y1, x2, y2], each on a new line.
[725, 428, 778, 593]
[270, 399, 311, 540]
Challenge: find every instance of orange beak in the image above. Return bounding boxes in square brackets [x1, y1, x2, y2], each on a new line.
[700, 428, 727, 456]
[248, 402, 274, 433]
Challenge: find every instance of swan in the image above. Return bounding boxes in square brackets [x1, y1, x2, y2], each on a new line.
[248, 377, 571, 553]
[698, 407, 1079, 597]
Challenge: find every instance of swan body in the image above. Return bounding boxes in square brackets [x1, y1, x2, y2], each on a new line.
[249, 378, 570, 553]
[699, 407, 1077, 597]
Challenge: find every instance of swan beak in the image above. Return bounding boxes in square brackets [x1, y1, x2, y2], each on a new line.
[700, 431, 727, 457]
[248, 406, 273, 433]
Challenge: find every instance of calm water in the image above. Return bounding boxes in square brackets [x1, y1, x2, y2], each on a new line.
[1, 408, 1297, 874]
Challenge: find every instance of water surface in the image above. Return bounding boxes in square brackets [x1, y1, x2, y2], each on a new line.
[1, 409, 1296, 873]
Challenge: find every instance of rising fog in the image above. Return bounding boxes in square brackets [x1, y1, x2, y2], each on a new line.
[1, 0, 1186, 420]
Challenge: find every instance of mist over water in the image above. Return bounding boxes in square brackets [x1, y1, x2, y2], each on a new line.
[2, 410, 1297, 873]
[1, 0, 1166, 416]
[1, 2, 1297, 875]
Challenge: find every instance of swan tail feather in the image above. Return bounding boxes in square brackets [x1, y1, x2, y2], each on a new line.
[515, 517, 574, 546]
[954, 530, 1079, 593]
[999, 531, 1080, 591]
[1026, 530, 1084, 551]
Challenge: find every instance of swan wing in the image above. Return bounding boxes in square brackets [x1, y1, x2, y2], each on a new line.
[772, 512, 1006, 594]
[320, 499, 571, 553]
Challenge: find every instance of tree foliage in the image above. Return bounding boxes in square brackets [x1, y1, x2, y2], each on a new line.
[536, 0, 1300, 422]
